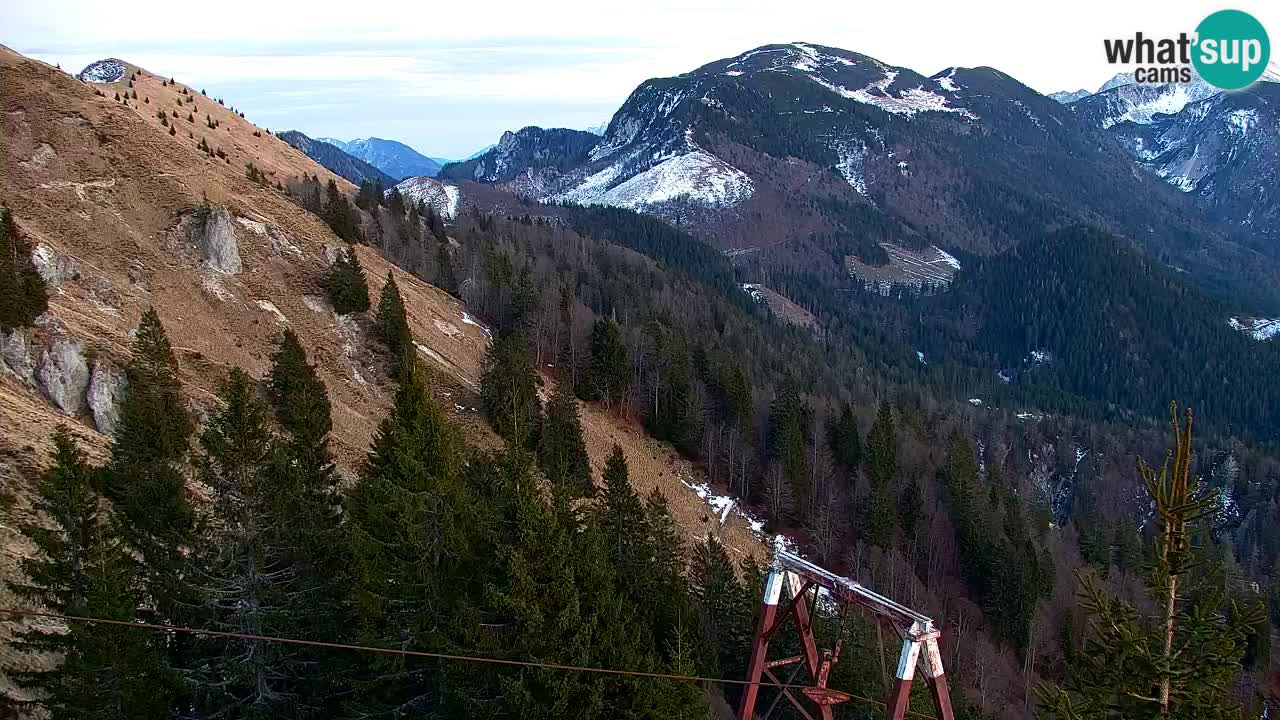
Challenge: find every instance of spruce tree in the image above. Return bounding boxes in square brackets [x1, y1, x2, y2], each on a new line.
[434, 236, 457, 295]
[9, 428, 178, 719]
[321, 178, 361, 242]
[322, 246, 371, 315]
[480, 329, 541, 447]
[103, 308, 195, 620]
[374, 271, 413, 367]
[1040, 405, 1261, 719]
[583, 318, 628, 410]
[185, 368, 301, 717]
[827, 403, 862, 474]
[538, 381, 593, 497]
[690, 535, 756, 683]
[863, 400, 899, 546]
[342, 356, 474, 716]
[265, 330, 348, 713]
[0, 208, 50, 330]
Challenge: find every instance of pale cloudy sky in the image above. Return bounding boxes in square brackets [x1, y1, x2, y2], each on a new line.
[6, 0, 1276, 157]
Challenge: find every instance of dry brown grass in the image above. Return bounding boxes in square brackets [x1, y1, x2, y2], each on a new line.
[0, 46, 766, 698]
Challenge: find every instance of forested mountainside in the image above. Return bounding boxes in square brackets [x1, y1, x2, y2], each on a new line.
[0, 45, 1275, 720]
[279, 130, 397, 187]
[445, 42, 1280, 310]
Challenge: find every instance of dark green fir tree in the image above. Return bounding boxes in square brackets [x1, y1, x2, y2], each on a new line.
[9, 428, 178, 719]
[0, 208, 49, 330]
[322, 246, 370, 315]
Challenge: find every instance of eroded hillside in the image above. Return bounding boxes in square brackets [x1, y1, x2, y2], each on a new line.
[0, 48, 766, 697]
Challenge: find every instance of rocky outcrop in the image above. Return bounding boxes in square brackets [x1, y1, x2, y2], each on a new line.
[31, 242, 80, 289]
[87, 359, 127, 434]
[1, 329, 38, 385]
[37, 337, 89, 415]
[192, 207, 242, 275]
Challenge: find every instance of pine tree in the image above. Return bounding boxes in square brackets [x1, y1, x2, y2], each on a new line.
[767, 378, 811, 516]
[480, 329, 541, 447]
[322, 245, 371, 315]
[342, 356, 474, 716]
[538, 381, 593, 497]
[0, 208, 50, 330]
[1040, 404, 1261, 719]
[103, 308, 195, 620]
[9, 428, 178, 719]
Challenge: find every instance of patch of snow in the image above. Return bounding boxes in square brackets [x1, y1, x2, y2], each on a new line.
[556, 151, 754, 210]
[255, 300, 287, 325]
[1028, 349, 1053, 364]
[1015, 411, 1043, 422]
[808, 71, 978, 120]
[996, 369, 1012, 384]
[936, 68, 959, 92]
[934, 247, 961, 270]
[1228, 316, 1280, 341]
[1227, 109, 1258, 135]
[393, 177, 461, 220]
[460, 312, 491, 338]
[968, 398, 983, 406]
[916, 351, 926, 364]
[724, 70, 744, 77]
[77, 59, 126, 83]
[831, 139, 869, 196]
[741, 283, 766, 304]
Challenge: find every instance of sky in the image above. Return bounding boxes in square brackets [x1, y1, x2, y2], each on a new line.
[6, 0, 1278, 158]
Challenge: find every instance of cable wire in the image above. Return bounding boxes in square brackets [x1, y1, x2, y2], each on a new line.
[0, 607, 939, 719]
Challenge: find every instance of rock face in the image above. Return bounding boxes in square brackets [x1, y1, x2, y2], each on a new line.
[37, 337, 90, 415]
[1, 329, 38, 385]
[87, 359, 127, 435]
[193, 207, 243, 275]
[32, 242, 80, 289]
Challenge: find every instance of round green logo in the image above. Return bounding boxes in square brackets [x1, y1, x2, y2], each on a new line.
[1192, 9, 1270, 90]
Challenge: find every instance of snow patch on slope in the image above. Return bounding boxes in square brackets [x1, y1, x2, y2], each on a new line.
[555, 151, 753, 210]
[1228, 316, 1280, 340]
[77, 59, 126, 83]
[809, 71, 978, 120]
[392, 176, 460, 220]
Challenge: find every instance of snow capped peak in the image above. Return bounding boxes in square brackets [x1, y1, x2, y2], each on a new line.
[77, 59, 126, 83]
[1048, 89, 1090, 104]
[1097, 72, 1136, 94]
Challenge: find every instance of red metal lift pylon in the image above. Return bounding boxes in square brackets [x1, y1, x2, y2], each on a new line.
[737, 541, 955, 720]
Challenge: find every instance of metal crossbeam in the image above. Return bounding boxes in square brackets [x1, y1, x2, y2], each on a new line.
[737, 541, 956, 720]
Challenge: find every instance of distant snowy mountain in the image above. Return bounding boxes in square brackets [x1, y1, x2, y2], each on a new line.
[279, 131, 395, 186]
[1048, 89, 1090, 104]
[1066, 71, 1280, 245]
[442, 41, 1279, 308]
[318, 137, 442, 179]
